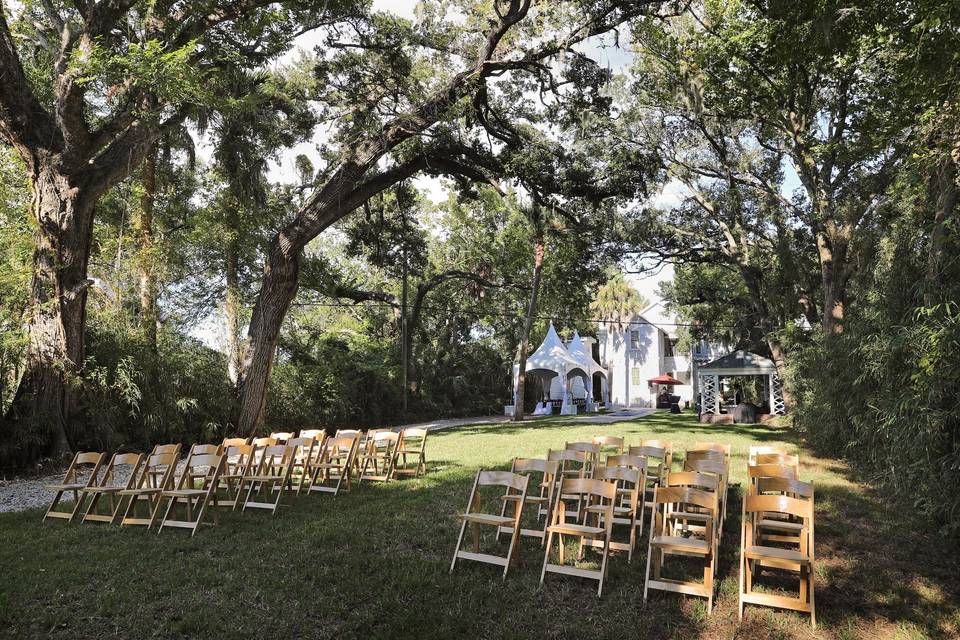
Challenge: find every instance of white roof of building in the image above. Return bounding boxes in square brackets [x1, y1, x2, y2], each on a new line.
[637, 301, 678, 339]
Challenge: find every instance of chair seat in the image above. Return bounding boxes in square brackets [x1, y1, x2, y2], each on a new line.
[667, 510, 712, 522]
[758, 518, 804, 532]
[162, 489, 208, 497]
[82, 485, 125, 493]
[460, 513, 514, 526]
[46, 483, 86, 491]
[744, 545, 810, 564]
[650, 535, 710, 554]
[118, 487, 162, 495]
[546, 522, 605, 536]
[500, 494, 547, 503]
[246, 474, 285, 482]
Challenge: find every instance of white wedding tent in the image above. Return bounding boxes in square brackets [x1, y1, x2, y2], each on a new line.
[505, 324, 608, 417]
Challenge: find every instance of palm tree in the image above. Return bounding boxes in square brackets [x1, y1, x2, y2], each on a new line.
[590, 271, 650, 336]
[590, 272, 649, 406]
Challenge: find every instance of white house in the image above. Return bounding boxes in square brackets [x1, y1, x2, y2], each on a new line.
[596, 301, 729, 409]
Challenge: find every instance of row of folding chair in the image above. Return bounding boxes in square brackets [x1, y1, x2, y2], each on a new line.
[450, 436, 729, 603]
[739, 445, 816, 628]
[643, 441, 731, 612]
[256, 427, 429, 483]
[43, 427, 430, 536]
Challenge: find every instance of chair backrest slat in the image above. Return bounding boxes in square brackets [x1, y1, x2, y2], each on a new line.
[478, 470, 528, 491]
[745, 493, 813, 520]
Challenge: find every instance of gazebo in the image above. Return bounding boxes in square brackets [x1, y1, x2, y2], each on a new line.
[697, 350, 786, 416]
[507, 324, 605, 416]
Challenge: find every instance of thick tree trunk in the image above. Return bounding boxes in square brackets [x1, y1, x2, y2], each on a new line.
[236, 245, 299, 437]
[513, 237, 544, 422]
[224, 237, 242, 385]
[816, 230, 848, 336]
[5, 166, 95, 460]
[135, 146, 158, 352]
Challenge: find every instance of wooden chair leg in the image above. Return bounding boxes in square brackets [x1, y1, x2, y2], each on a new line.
[450, 518, 469, 574]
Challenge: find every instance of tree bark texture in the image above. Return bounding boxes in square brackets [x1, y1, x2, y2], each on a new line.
[513, 237, 544, 422]
[6, 166, 96, 459]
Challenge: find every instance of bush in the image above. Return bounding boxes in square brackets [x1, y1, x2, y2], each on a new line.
[78, 313, 235, 452]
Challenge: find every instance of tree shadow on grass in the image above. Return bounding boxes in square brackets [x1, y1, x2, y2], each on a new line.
[3, 429, 956, 640]
[806, 475, 960, 639]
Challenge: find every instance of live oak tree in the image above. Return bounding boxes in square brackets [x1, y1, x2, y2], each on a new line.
[0, 0, 356, 457]
[232, 0, 669, 436]
[658, 1, 920, 335]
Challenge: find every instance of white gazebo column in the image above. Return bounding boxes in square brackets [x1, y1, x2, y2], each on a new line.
[770, 372, 786, 415]
[699, 373, 719, 415]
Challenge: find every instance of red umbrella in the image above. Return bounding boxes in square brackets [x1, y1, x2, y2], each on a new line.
[648, 374, 685, 386]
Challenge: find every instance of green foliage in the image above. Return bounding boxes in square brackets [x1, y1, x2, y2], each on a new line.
[78, 312, 235, 452]
[0, 148, 31, 413]
[73, 39, 214, 113]
[590, 270, 649, 331]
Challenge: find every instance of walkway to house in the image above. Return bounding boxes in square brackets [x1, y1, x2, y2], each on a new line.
[407, 407, 658, 432]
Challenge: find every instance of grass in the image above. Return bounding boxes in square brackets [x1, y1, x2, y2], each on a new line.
[0, 412, 958, 639]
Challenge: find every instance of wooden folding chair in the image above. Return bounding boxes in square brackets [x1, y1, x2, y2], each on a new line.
[749, 445, 788, 465]
[629, 442, 672, 488]
[684, 456, 729, 539]
[269, 431, 294, 443]
[309, 434, 359, 495]
[664, 470, 721, 539]
[80, 452, 144, 525]
[592, 435, 625, 459]
[630, 444, 671, 516]
[540, 478, 618, 597]
[299, 429, 325, 440]
[213, 443, 256, 509]
[756, 452, 800, 476]
[606, 453, 650, 517]
[566, 441, 601, 477]
[450, 470, 529, 579]
[644, 486, 719, 612]
[241, 444, 295, 514]
[252, 437, 277, 447]
[157, 452, 225, 536]
[43, 452, 105, 522]
[394, 428, 428, 478]
[633, 439, 673, 480]
[496, 458, 559, 545]
[119, 451, 179, 528]
[585, 465, 643, 562]
[547, 448, 588, 521]
[282, 435, 320, 494]
[750, 475, 814, 546]
[692, 441, 731, 469]
[739, 493, 816, 628]
[222, 437, 249, 448]
[358, 431, 400, 483]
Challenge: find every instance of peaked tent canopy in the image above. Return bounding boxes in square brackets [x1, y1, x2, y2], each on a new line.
[522, 322, 581, 374]
[567, 331, 606, 378]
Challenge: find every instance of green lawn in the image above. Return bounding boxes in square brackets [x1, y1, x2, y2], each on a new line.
[1, 413, 957, 639]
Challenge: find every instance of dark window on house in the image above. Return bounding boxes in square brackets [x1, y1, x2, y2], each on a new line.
[664, 337, 677, 357]
[630, 331, 640, 350]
